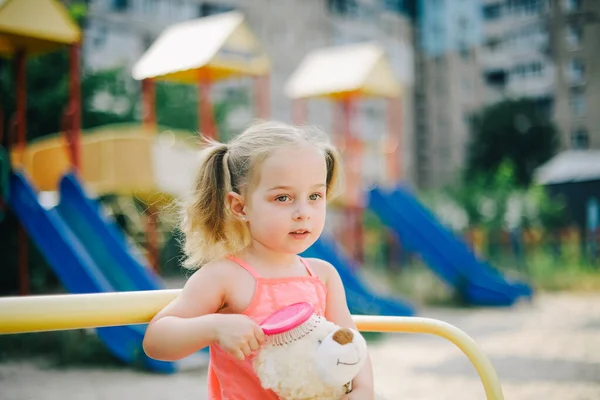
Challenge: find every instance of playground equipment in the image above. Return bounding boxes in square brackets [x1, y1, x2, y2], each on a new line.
[14, 10, 272, 272]
[368, 186, 533, 305]
[132, 10, 271, 139]
[0, 0, 82, 297]
[12, 10, 272, 198]
[0, 0, 189, 373]
[0, 290, 505, 399]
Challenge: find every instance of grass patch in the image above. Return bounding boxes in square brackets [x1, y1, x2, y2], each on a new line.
[363, 249, 600, 308]
[525, 253, 600, 292]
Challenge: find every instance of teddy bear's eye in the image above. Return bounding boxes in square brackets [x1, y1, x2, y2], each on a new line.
[317, 340, 322, 344]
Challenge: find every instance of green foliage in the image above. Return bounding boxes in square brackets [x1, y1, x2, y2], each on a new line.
[466, 98, 560, 187]
[155, 82, 251, 139]
[424, 160, 569, 233]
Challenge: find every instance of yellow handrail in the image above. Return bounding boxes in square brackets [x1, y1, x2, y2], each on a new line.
[0, 290, 504, 399]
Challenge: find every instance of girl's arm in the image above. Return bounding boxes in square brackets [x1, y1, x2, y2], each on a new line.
[311, 259, 375, 399]
[142, 262, 227, 361]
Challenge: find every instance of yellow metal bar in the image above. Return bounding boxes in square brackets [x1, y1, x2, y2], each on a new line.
[354, 315, 504, 400]
[0, 290, 503, 399]
[0, 290, 180, 333]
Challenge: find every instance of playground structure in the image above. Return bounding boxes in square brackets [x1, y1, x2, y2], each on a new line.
[131, 10, 271, 139]
[1, 0, 530, 384]
[0, 0, 82, 297]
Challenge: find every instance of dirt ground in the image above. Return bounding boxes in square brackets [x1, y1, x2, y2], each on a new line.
[1, 292, 599, 400]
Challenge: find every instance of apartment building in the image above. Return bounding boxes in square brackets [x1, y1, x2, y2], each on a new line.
[413, 0, 484, 189]
[481, 0, 600, 150]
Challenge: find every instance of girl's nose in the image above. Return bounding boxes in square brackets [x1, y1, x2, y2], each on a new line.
[293, 203, 310, 220]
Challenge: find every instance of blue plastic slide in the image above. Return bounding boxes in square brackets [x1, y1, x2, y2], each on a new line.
[56, 173, 164, 293]
[302, 236, 415, 316]
[368, 186, 533, 306]
[8, 171, 176, 373]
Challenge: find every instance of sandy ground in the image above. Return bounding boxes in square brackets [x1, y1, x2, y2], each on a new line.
[1, 292, 599, 400]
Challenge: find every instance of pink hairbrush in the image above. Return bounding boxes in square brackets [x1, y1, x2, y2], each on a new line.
[260, 302, 323, 346]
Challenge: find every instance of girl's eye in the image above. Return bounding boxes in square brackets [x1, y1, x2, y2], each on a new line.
[275, 195, 291, 202]
[309, 193, 323, 201]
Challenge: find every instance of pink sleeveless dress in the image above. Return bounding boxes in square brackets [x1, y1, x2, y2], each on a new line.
[207, 256, 328, 400]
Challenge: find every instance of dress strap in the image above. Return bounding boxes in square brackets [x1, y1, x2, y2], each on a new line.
[227, 256, 261, 279]
[299, 257, 316, 277]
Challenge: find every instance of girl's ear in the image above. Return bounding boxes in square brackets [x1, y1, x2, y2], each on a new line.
[226, 191, 247, 221]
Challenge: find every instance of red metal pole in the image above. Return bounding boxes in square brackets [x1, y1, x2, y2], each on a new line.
[198, 70, 216, 140]
[15, 49, 26, 160]
[254, 74, 270, 119]
[68, 43, 82, 172]
[340, 97, 364, 264]
[142, 78, 156, 131]
[14, 48, 29, 295]
[386, 96, 402, 182]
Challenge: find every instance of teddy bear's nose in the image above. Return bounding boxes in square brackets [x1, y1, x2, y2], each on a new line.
[332, 328, 354, 345]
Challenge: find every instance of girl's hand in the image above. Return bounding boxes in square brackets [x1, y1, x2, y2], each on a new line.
[213, 314, 266, 360]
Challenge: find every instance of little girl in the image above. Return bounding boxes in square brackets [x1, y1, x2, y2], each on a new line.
[143, 120, 374, 399]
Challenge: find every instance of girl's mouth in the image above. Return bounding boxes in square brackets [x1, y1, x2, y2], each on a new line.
[289, 229, 310, 239]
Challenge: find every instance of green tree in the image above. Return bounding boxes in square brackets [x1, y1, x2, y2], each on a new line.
[465, 98, 560, 187]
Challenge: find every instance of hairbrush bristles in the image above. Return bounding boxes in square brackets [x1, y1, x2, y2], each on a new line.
[268, 314, 323, 346]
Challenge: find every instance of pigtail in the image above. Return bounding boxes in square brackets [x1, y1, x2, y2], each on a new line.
[324, 145, 344, 202]
[181, 141, 232, 268]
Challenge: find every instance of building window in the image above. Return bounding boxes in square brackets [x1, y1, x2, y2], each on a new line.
[564, 0, 581, 12]
[566, 24, 583, 49]
[112, 0, 129, 11]
[198, 3, 235, 17]
[568, 59, 585, 84]
[383, 0, 406, 14]
[484, 3, 502, 20]
[93, 23, 108, 48]
[569, 88, 586, 116]
[571, 129, 589, 149]
[512, 61, 544, 78]
[507, 0, 542, 16]
[327, 0, 359, 16]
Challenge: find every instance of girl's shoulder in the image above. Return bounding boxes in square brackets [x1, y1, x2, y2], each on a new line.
[185, 257, 249, 288]
[301, 257, 337, 286]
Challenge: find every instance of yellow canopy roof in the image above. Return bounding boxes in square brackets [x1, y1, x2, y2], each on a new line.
[0, 0, 81, 57]
[132, 11, 270, 83]
[284, 42, 401, 100]
[11, 124, 201, 203]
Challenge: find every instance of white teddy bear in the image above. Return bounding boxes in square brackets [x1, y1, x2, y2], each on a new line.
[253, 303, 368, 400]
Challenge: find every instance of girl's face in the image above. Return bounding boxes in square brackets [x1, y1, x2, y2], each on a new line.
[244, 143, 328, 256]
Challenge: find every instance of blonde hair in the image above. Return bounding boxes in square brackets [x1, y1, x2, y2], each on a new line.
[180, 120, 343, 269]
